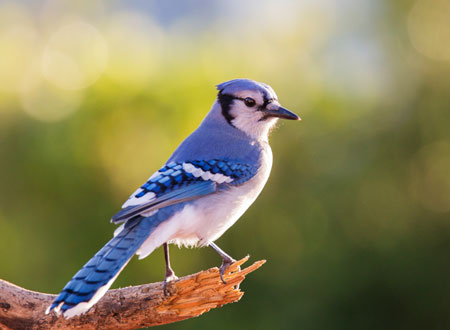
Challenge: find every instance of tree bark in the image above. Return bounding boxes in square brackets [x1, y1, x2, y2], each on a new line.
[0, 257, 265, 330]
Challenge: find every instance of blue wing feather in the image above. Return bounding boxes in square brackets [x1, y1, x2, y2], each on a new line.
[111, 160, 257, 224]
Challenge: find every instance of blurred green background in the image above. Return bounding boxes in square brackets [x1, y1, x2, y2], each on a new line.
[1, 0, 450, 329]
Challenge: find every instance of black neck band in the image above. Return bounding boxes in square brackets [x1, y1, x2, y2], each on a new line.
[217, 92, 236, 126]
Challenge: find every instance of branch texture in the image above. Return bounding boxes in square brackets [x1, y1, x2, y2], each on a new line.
[0, 257, 265, 330]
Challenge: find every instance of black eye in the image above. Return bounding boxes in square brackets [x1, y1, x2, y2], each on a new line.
[243, 97, 256, 107]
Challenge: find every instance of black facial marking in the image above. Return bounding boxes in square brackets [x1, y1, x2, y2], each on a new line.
[218, 92, 236, 126]
[264, 88, 275, 106]
[258, 93, 273, 112]
[218, 88, 276, 125]
[258, 90, 276, 121]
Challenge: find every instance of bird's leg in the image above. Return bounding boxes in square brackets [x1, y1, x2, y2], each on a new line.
[209, 242, 238, 284]
[163, 243, 178, 295]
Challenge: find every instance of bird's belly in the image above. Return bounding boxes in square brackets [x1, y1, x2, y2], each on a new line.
[169, 191, 254, 246]
[135, 183, 264, 259]
[135, 179, 267, 259]
[169, 169, 270, 247]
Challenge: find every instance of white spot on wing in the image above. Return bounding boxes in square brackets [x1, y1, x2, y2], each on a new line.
[211, 173, 233, 183]
[121, 169, 162, 208]
[122, 191, 156, 208]
[182, 163, 233, 184]
[148, 171, 161, 180]
[141, 209, 158, 218]
[201, 172, 213, 180]
[113, 223, 125, 237]
[182, 163, 196, 174]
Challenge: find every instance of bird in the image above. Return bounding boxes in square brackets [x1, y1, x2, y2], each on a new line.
[46, 78, 300, 318]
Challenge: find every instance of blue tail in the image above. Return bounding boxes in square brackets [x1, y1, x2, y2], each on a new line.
[47, 218, 153, 318]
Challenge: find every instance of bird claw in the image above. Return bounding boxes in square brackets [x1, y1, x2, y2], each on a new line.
[219, 258, 237, 284]
[209, 241, 240, 286]
[163, 272, 178, 296]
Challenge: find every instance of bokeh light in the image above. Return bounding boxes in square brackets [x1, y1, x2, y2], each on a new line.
[20, 69, 82, 122]
[0, 3, 40, 93]
[42, 20, 108, 90]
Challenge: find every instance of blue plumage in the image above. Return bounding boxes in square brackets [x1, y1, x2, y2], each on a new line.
[48, 217, 152, 315]
[47, 78, 299, 318]
[134, 160, 257, 200]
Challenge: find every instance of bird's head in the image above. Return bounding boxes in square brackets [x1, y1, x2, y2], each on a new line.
[216, 79, 300, 140]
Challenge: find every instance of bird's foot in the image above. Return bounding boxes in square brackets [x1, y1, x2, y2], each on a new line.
[219, 256, 237, 285]
[163, 271, 178, 296]
[209, 241, 240, 286]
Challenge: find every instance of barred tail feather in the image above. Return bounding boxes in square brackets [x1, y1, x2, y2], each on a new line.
[46, 218, 153, 318]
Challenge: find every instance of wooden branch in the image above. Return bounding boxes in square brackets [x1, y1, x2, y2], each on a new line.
[0, 257, 265, 330]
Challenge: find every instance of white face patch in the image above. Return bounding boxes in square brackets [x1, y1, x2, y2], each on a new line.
[227, 88, 280, 140]
[182, 163, 233, 184]
[229, 104, 277, 140]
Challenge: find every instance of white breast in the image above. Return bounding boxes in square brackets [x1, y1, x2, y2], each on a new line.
[135, 144, 273, 258]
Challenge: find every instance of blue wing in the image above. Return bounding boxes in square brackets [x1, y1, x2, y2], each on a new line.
[111, 160, 257, 224]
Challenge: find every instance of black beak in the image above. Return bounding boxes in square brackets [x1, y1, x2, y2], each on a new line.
[264, 106, 300, 120]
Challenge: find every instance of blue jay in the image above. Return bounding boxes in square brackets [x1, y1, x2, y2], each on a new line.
[46, 78, 299, 318]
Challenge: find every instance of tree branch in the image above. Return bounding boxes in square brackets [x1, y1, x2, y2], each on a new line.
[0, 257, 265, 330]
